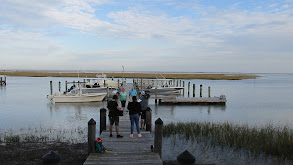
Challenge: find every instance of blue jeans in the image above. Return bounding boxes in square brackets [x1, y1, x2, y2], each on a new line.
[130, 113, 140, 134]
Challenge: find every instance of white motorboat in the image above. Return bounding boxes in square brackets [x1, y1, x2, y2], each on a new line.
[47, 88, 107, 103]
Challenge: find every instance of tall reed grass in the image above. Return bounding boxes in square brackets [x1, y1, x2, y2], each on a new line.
[163, 122, 293, 160]
[0, 71, 258, 80]
[0, 126, 87, 143]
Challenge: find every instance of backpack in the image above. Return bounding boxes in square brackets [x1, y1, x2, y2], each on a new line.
[95, 137, 105, 153]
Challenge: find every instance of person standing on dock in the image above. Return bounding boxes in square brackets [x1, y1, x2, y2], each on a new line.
[127, 96, 142, 138]
[138, 91, 150, 130]
[129, 87, 137, 102]
[119, 88, 127, 111]
[107, 95, 123, 138]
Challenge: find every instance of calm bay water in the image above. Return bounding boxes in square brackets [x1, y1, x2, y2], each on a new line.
[1, 74, 293, 132]
[1, 73, 293, 164]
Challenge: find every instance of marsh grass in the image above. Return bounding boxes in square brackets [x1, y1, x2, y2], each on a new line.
[0, 71, 258, 80]
[163, 122, 293, 161]
[0, 126, 87, 143]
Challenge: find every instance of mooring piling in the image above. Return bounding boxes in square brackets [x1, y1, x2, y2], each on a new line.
[100, 108, 106, 134]
[88, 118, 96, 155]
[154, 118, 163, 158]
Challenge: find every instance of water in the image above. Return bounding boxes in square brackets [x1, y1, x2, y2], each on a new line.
[1, 74, 293, 163]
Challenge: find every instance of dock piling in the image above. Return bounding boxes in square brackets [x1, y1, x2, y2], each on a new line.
[42, 150, 61, 165]
[88, 118, 96, 155]
[208, 86, 211, 98]
[65, 81, 68, 92]
[188, 82, 190, 97]
[146, 109, 152, 133]
[100, 108, 106, 134]
[200, 84, 202, 97]
[154, 118, 163, 158]
[193, 84, 195, 97]
[58, 81, 61, 92]
[50, 81, 53, 95]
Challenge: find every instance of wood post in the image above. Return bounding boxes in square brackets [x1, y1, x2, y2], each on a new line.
[50, 81, 53, 95]
[208, 86, 211, 97]
[88, 118, 96, 155]
[100, 108, 106, 134]
[104, 80, 106, 87]
[188, 82, 190, 97]
[65, 81, 68, 92]
[200, 84, 202, 97]
[58, 81, 61, 92]
[140, 78, 143, 91]
[183, 81, 185, 96]
[42, 150, 61, 165]
[155, 88, 158, 104]
[193, 84, 195, 97]
[176, 79, 178, 87]
[180, 80, 181, 87]
[146, 109, 152, 133]
[154, 118, 163, 158]
[107, 87, 109, 100]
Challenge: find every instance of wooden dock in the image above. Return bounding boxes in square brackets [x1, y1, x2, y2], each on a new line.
[83, 114, 163, 165]
[159, 96, 226, 105]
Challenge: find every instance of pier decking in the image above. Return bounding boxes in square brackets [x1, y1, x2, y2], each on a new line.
[83, 82, 163, 165]
[159, 96, 226, 105]
[83, 114, 163, 165]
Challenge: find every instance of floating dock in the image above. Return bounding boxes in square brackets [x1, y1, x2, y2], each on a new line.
[159, 96, 226, 105]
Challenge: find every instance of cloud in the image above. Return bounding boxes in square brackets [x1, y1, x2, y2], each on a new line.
[1, 0, 293, 72]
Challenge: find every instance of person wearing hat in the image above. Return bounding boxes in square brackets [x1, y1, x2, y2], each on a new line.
[138, 91, 150, 130]
[107, 95, 123, 138]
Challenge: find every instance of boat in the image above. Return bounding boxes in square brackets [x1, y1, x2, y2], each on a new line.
[134, 78, 184, 95]
[47, 88, 107, 103]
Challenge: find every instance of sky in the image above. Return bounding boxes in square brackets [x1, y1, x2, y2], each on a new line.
[1, 0, 293, 73]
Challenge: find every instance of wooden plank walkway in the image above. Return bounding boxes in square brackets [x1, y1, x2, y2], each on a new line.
[159, 96, 226, 105]
[83, 114, 163, 165]
[84, 82, 163, 165]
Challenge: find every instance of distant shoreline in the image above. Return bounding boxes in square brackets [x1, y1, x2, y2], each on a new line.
[0, 70, 259, 80]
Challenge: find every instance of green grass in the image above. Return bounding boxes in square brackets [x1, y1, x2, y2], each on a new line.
[163, 121, 293, 160]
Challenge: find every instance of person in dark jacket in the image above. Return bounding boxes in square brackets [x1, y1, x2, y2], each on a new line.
[127, 96, 142, 137]
[107, 95, 123, 138]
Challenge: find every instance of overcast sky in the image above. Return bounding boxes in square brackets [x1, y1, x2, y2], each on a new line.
[1, 0, 293, 73]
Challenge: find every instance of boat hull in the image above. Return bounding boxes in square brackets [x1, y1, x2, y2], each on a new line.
[53, 93, 106, 103]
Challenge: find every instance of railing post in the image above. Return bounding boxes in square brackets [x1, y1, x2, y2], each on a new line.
[146, 109, 152, 133]
[88, 118, 96, 155]
[100, 108, 106, 134]
[58, 81, 61, 92]
[183, 81, 185, 96]
[154, 118, 163, 158]
[208, 86, 211, 97]
[42, 150, 61, 165]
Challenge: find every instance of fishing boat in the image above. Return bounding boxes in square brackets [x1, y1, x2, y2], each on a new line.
[47, 88, 107, 103]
